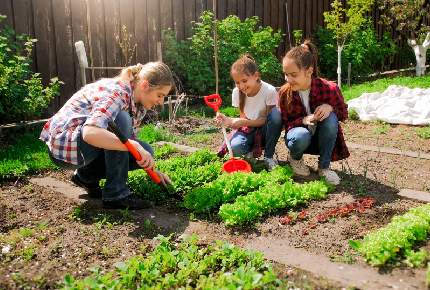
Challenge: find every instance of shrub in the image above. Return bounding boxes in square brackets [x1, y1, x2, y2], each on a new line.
[0, 15, 61, 125]
[162, 12, 284, 106]
[312, 21, 396, 82]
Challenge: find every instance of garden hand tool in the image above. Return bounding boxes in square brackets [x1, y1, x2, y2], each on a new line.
[204, 94, 251, 174]
[107, 121, 183, 200]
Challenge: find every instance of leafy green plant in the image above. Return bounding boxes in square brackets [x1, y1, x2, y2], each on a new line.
[328, 252, 356, 264]
[163, 12, 283, 103]
[293, 30, 303, 47]
[404, 249, 428, 268]
[313, 21, 396, 83]
[0, 15, 62, 124]
[348, 108, 360, 120]
[350, 203, 430, 266]
[138, 124, 177, 145]
[153, 143, 175, 159]
[60, 233, 280, 289]
[372, 122, 390, 134]
[415, 124, 430, 139]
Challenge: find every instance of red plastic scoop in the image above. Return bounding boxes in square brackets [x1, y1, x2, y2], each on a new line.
[204, 94, 251, 174]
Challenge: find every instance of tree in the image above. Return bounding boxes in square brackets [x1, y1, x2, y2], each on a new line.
[324, 0, 375, 88]
[378, 0, 430, 76]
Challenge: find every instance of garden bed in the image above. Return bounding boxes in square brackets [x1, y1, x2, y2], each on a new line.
[1, 116, 430, 289]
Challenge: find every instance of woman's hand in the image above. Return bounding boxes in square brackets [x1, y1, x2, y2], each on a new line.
[154, 169, 172, 185]
[130, 139, 155, 170]
[314, 104, 333, 121]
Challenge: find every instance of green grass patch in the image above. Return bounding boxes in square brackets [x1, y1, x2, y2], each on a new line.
[341, 73, 430, 102]
[415, 124, 430, 139]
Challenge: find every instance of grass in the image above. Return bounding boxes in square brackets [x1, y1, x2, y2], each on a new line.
[341, 73, 430, 102]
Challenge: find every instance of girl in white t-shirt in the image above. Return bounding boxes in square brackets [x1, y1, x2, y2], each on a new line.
[215, 56, 283, 170]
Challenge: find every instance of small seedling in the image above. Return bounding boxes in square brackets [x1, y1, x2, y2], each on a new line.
[145, 219, 151, 230]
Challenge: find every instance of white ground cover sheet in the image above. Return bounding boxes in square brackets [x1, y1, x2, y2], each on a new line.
[347, 85, 430, 125]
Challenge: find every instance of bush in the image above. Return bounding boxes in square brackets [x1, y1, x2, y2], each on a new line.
[0, 15, 61, 125]
[312, 21, 396, 82]
[162, 12, 284, 106]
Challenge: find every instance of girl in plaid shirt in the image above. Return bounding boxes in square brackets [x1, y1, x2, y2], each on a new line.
[40, 62, 174, 209]
[279, 40, 350, 185]
[215, 56, 283, 170]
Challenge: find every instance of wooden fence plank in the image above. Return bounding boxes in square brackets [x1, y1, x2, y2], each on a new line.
[217, 0, 226, 20]
[147, 0, 160, 61]
[206, 0, 213, 13]
[52, 0, 76, 105]
[305, 0, 312, 38]
[71, 0, 90, 89]
[292, 0, 299, 35]
[312, 0, 318, 34]
[160, 0, 173, 60]
[270, 0, 278, 32]
[278, 0, 285, 59]
[184, 0, 196, 39]
[255, 0, 263, 28]
[237, 0, 245, 22]
[285, 0, 293, 50]
[32, 0, 58, 116]
[227, 0, 237, 17]
[323, 0, 330, 29]
[172, 0, 184, 42]
[134, 0, 149, 64]
[196, 0, 206, 20]
[104, 0, 122, 77]
[263, 0, 271, 28]
[13, 0, 37, 73]
[245, 0, 255, 19]
[120, 0, 136, 66]
[0, 0, 14, 31]
[317, 0, 324, 29]
[299, 1, 306, 39]
[89, 0, 108, 80]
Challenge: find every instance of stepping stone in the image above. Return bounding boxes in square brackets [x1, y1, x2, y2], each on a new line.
[398, 188, 430, 202]
[346, 141, 430, 159]
[155, 141, 199, 153]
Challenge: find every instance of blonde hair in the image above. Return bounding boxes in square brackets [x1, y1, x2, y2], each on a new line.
[117, 62, 176, 92]
[231, 55, 261, 114]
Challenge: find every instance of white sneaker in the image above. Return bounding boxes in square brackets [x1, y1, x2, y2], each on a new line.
[287, 154, 310, 176]
[319, 170, 340, 185]
[263, 157, 278, 170]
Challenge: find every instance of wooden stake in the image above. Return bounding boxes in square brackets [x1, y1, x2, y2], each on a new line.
[86, 0, 95, 83]
[168, 97, 172, 122]
[185, 97, 188, 117]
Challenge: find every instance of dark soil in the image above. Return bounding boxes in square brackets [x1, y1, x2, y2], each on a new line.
[1, 116, 430, 289]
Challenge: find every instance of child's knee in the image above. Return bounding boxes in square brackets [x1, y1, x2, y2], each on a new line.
[268, 107, 282, 127]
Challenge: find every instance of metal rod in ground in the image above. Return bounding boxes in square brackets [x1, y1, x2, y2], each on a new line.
[348, 63, 351, 88]
[168, 97, 172, 122]
[185, 97, 188, 117]
[213, 0, 218, 95]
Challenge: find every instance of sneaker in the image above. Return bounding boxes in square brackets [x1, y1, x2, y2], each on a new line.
[263, 157, 278, 171]
[319, 170, 340, 185]
[103, 195, 152, 210]
[287, 155, 310, 176]
[71, 172, 102, 198]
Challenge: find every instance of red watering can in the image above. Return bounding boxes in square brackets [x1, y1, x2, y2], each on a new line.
[204, 94, 251, 174]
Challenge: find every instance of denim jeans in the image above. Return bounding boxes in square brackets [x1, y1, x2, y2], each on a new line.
[47, 110, 153, 201]
[230, 107, 283, 158]
[285, 112, 338, 170]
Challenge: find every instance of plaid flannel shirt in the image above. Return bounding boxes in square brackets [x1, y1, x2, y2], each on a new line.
[279, 77, 350, 161]
[40, 79, 146, 165]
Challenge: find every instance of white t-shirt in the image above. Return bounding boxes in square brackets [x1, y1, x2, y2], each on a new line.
[232, 81, 278, 120]
[298, 87, 317, 135]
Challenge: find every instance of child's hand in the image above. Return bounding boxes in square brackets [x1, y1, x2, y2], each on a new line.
[214, 113, 230, 127]
[154, 169, 172, 185]
[302, 114, 317, 126]
[314, 104, 333, 121]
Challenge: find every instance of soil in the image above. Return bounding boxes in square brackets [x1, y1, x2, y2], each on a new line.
[1, 116, 430, 289]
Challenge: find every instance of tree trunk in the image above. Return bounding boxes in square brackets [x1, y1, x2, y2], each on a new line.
[408, 32, 430, 77]
[337, 45, 343, 89]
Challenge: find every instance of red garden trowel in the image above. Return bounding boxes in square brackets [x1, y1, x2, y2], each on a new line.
[204, 94, 252, 174]
[107, 121, 183, 201]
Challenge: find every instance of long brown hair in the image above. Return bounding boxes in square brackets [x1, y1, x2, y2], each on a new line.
[231, 56, 261, 114]
[279, 39, 318, 112]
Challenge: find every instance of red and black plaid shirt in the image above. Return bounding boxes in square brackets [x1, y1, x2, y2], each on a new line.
[279, 77, 350, 161]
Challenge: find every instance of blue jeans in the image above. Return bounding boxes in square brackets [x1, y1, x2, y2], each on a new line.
[285, 112, 338, 170]
[47, 110, 153, 201]
[230, 107, 282, 158]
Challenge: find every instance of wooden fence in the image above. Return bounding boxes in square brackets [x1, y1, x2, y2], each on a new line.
[0, 0, 425, 117]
